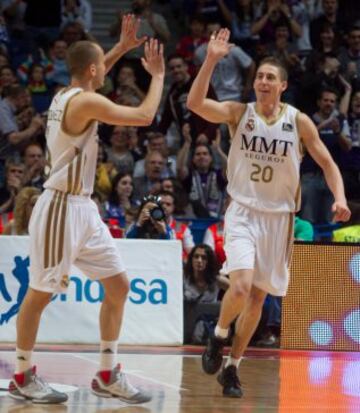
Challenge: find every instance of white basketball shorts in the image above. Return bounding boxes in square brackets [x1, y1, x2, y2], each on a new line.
[29, 189, 125, 293]
[221, 200, 294, 296]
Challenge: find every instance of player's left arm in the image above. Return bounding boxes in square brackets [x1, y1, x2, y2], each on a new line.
[297, 112, 351, 222]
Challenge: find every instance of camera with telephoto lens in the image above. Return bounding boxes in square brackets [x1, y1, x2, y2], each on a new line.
[143, 195, 165, 221]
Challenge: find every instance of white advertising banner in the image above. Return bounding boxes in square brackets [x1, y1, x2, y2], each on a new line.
[0, 237, 183, 345]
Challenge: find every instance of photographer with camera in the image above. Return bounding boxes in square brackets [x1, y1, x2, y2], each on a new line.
[125, 194, 172, 239]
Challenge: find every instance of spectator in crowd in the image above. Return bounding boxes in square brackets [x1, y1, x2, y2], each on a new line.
[0, 158, 25, 214]
[305, 22, 340, 73]
[104, 172, 135, 229]
[177, 132, 227, 218]
[60, 21, 91, 46]
[2, 186, 40, 235]
[48, 38, 70, 86]
[61, 0, 93, 33]
[340, 90, 360, 201]
[157, 190, 195, 258]
[94, 141, 117, 201]
[126, 194, 172, 239]
[159, 54, 218, 146]
[251, 0, 303, 45]
[175, 14, 207, 76]
[105, 125, 135, 175]
[0, 85, 44, 179]
[301, 87, 352, 224]
[216, 0, 260, 53]
[0, 65, 18, 95]
[297, 53, 346, 115]
[310, 0, 344, 49]
[110, 63, 145, 105]
[133, 131, 176, 179]
[195, 21, 255, 103]
[183, 243, 221, 344]
[338, 25, 360, 88]
[132, 150, 166, 202]
[21, 141, 46, 190]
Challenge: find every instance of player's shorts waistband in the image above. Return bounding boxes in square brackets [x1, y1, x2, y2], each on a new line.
[43, 188, 92, 204]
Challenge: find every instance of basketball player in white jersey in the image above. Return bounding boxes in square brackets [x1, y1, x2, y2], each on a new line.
[8, 15, 164, 404]
[187, 28, 351, 398]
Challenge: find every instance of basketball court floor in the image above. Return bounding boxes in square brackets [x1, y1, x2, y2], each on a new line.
[0, 345, 359, 413]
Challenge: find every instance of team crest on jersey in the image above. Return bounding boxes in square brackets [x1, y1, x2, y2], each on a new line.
[282, 122, 293, 132]
[60, 275, 69, 289]
[245, 118, 255, 132]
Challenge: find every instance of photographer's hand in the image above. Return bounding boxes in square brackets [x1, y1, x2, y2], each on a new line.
[151, 217, 167, 234]
[137, 202, 156, 226]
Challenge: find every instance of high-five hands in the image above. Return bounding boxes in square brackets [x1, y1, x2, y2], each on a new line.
[207, 28, 234, 62]
[141, 38, 165, 77]
[118, 14, 147, 53]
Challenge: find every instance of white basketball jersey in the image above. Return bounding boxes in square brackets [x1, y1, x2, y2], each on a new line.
[227, 103, 302, 212]
[44, 87, 98, 195]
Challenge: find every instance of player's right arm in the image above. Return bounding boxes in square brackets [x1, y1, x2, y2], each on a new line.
[66, 39, 165, 131]
[186, 28, 245, 131]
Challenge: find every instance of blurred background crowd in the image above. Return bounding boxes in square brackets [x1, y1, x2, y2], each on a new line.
[0, 0, 359, 346]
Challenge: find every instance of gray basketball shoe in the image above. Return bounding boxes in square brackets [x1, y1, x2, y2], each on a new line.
[91, 364, 152, 404]
[8, 366, 68, 404]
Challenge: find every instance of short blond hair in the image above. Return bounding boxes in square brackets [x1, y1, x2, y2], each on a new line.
[66, 40, 101, 77]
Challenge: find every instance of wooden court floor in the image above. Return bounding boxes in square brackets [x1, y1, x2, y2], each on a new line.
[0, 346, 359, 413]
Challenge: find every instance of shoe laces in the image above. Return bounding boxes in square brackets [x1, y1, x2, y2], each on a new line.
[113, 370, 138, 397]
[27, 374, 52, 395]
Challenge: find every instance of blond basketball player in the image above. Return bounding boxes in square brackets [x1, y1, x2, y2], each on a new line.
[187, 28, 351, 398]
[9, 15, 164, 404]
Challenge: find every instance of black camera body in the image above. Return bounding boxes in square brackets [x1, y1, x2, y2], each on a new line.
[143, 195, 165, 221]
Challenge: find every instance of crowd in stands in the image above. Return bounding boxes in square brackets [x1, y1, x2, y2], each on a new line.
[0, 0, 359, 345]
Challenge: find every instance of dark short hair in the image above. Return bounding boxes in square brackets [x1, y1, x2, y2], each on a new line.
[258, 56, 288, 81]
[66, 40, 101, 77]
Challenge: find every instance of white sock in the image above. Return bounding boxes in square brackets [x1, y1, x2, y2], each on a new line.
[15, 348, 32, 374]
[215, 325, 228, 339]
[225, 355, 242, 369]
[99, 340, 118, 371]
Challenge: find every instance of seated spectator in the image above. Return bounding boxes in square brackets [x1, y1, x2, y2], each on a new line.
[48, 38, 70, 87]
[132, 150, 166, 202]
[305, 22, 340, 74]
[294, 216, 314, 241]
[175, 14, 207, 76]
[21, 141, 47, 190]
[2, 186, 40, 234]
[0, 65, 18, 95]
[133, 131, 176, 179]
[338, 24, 360, 90]
[109, 63, 145, 105]
[0, 157, 25, 214]
[183, 243, 221, 344]
[126, 194, 172, 240]
[0, 85, 44, 177]
[105, 125, 135, 175]
[177, 135, 227, 218]
[104, 172, 135, 229]
[300, 87, 352, 224]
[61, 0, 92, 33]
[157, 190, 195, 258]
[333, 201, 360, 242]
[60, 21, 91, 46]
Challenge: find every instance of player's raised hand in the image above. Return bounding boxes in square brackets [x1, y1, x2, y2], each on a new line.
[118, 14, 147, 53]
[207, 28, 233, 62]
[332, 201, 351, 222]
[141, 38, 165, 77]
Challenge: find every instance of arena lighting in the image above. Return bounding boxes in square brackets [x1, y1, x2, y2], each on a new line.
[282, 242, 360, 351]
